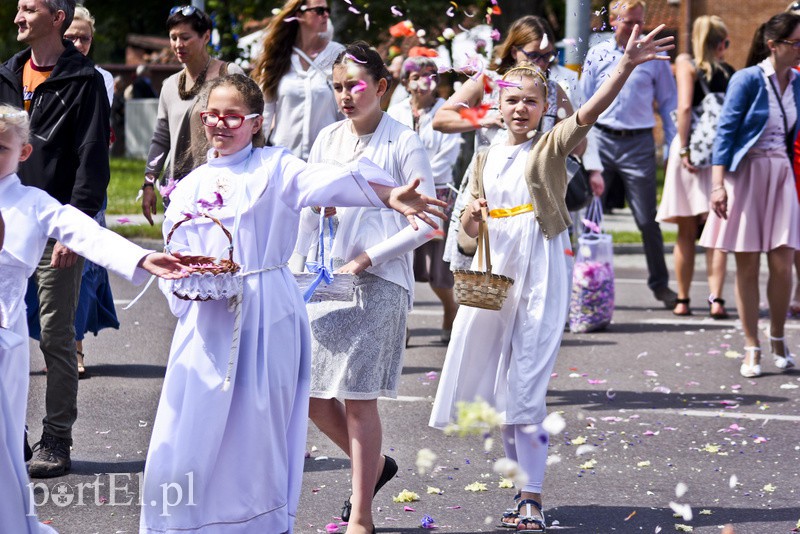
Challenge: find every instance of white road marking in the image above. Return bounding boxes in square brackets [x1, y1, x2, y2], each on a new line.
[384, 395, 432, 403]
[409, 309, 444, 316]
[113, 299, 132, 306]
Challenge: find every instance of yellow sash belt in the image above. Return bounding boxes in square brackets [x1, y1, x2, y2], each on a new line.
[488, 203, 533, 218]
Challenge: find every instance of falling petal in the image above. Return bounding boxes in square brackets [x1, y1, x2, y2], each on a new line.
[729, 474, 738, 488]
[345, 52, 367, 64]
[116, 217, 131, 224]
[542, 412, 566, 435]
[675, 482, 688, 498]
[352, 80, 368, 93]
[404, 506, 416, 512]
[669, 502, 693, 521]
[575, 444, 595, 456]
[390, 5, 403, 16]
[540, 33, 549, 50]
[416, 448, 437, 474]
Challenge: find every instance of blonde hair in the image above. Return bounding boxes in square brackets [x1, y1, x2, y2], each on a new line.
[0, 105, 30, 144]
[692, 16, 728, 82]
[501, 62, 549, 100]
[609, 0, 647, 18]
[72, 5, 95, 35]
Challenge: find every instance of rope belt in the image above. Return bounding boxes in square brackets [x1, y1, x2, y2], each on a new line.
[489, 203, 533, 219]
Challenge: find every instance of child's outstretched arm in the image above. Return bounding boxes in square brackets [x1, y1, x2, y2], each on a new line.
[138, 252, 189, 279]
[577, 24, 675, 126]
[370, 178, 448, 231]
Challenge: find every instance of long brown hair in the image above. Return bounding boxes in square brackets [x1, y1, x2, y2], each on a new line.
[491, 16, 555, 74]
[252, 0, 305, 102]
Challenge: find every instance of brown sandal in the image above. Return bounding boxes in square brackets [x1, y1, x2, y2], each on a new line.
[77, 350, 86, 378]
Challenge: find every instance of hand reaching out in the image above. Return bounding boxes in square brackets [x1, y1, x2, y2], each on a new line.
[387, 178, 448, 230]
[625, 24, 675, 66]
[138, 252, 191, 279]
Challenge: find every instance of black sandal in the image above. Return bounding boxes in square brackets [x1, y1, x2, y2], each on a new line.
[672, 298, 692, 316]
[514, 499, 546, 532]
[709, 297, 730, 320]
[341, 455, 398, 522]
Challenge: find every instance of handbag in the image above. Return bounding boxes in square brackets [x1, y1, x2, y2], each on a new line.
[687, 77, 724, 167]
[565, 154, 592, 211]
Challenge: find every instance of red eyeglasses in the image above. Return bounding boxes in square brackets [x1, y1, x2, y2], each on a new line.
[200, 112, 260, 129]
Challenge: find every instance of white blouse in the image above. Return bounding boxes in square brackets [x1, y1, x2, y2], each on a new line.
[754, 58, 798, 153]
[262, 41, 345, 161]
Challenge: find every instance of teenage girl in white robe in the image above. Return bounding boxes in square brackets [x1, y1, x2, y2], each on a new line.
[0, 106, 186, 534]
[429, 26, 675, 531]
[137, 74, 444, 533]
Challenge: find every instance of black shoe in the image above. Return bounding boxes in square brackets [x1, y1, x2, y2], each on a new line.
[653, 286, 678, 310]
[28, 432, 71, 478]
[341, 455, 399, 522]
[24, 426, 32, 462]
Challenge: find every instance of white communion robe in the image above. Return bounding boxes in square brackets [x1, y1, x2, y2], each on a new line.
[140, 144, 392, 533]
[0, 173, 153, 534]
[429, 138, 574, 429]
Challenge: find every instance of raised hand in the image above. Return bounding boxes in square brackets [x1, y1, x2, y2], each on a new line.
[387, 178, 448, 230]
[138, 252, 191, 279]
[625, 24, 675, 66]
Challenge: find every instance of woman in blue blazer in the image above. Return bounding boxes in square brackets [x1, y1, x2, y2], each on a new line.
[700, 12, 800, 378]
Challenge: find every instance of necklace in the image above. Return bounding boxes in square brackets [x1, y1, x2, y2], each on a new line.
[178, 57, 211, 100]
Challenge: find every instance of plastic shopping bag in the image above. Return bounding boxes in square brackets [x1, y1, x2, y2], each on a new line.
[569, 197, 614, 333]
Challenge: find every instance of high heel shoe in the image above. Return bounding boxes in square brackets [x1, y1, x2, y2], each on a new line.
[767, 335, 796, 370]
[739, 346, 762, 378]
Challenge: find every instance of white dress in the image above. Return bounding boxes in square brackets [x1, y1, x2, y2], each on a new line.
[263, 41, 345, 161]
[429, 139, 573, 427]
[140, 144, 392, 533]
[0, 173, 152, 534]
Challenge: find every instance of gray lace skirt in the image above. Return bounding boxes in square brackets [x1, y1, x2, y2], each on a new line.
[308, 272, 408, 400]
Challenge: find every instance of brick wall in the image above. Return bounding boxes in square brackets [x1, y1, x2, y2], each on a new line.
[682, 0, 791, 69]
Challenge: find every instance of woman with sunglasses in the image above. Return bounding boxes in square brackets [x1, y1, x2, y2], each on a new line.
[656, 16, 733, 319]
[700, 12, 800, 378]
[252, 0, 342, 161]
[140, 6, 243, 225]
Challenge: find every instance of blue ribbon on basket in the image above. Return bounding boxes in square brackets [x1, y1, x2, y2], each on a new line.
[303, 214, 336, 303]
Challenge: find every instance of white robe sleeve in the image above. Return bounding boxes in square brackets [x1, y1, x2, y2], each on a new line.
[36, 194, 151, 284]
[364, 134, 437, 267]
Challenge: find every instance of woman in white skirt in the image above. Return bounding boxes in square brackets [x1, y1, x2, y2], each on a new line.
[701, 12, 800, 377]
[300, 43, 437, 534]
[430, 26, 674, 531]
[656, 16, 733, 318]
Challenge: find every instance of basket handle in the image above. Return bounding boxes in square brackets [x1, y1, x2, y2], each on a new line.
[165, 213, 235, 263]
[477, 207, 492, 274]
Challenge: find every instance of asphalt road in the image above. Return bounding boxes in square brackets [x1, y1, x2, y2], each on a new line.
[24, 248, 800, 534]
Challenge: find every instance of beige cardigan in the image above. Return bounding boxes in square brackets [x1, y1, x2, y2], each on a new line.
[464, 113, 593, 239]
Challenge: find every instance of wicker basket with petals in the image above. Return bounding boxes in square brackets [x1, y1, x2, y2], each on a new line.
[166, 214, 242, 301]
[453, 209, 514, 311]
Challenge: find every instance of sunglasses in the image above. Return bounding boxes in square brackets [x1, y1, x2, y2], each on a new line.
[300, 5, 330, 16]
[723, 39, 730, 49]
[791, 1, 800, 11]
[514, 47, 557, 66]
[777, 39, 800, 49]
[200, 112, 260, 129]
[170, 5, 200, 17]
[64, 33, 92, 45]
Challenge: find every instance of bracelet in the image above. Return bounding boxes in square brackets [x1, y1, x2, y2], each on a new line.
[711, 185, 724, 193]
[679, 146, 691, 157]
[144, 174, 156, 184]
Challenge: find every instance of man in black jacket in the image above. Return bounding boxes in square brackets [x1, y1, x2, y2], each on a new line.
[0, 0, 110, 478]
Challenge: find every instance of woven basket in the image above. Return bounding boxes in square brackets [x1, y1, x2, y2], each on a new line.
[453, 208, 513, 311]
[166, 214, 241, 301]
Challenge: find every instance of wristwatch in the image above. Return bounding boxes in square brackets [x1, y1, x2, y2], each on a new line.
[142, 174, 156, 189]
[679, 146, 691, 158]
